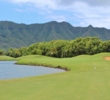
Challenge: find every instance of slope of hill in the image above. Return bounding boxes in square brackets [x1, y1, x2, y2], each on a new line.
[0, 21, 110, 49]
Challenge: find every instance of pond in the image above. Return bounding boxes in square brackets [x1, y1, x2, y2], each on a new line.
[0, 61, 65, 80]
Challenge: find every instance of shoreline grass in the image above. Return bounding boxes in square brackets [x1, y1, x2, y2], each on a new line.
[16, 57, 70, 71]
[0, 55, 16, 61]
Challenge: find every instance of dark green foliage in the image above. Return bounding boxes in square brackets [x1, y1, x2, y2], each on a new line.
[6, 37, 110, 58]
[0, 50, 4, 55]
[6, 48, 22, 58]
[1, 21, 110, 49]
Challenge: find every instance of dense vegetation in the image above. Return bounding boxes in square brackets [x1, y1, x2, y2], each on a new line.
[4, 37, 110, 58]
[1, 21, 110, 49]
[0, 50, 4, 55]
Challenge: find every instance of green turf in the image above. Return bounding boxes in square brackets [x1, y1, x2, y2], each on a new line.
[0, 55, 15, 61]
[0, 53, 110, 100]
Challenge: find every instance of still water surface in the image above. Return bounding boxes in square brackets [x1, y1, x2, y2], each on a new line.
[0, 61, 65, 80]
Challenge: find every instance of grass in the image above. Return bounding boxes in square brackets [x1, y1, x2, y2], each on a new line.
[0, 55, 16, 61]
[0, 53, 110, 100]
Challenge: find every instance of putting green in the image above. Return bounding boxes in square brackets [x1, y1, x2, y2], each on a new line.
[0, 53, 110, 100]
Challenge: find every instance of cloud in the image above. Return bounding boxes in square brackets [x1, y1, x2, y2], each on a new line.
[82, 0, 110, 6]
[70, 2, 110, 28]
[58, 0, 110, 7]
[5, 0, 110, 10]
[6, 0, 58, 9]
[6, 0, 110, 7]
[15, 8, 25, 12]
[3, 0, 110, 28]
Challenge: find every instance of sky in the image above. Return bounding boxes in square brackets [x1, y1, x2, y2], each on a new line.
[1, 0, 110, 29]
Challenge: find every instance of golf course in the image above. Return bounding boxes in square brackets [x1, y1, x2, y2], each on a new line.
[0, 53, 110, 100]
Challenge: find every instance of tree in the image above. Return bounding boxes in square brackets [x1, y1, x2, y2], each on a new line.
[0, 50, 4, 55]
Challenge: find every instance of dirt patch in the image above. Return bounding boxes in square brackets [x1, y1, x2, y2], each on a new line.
[104, 57, 110, 60]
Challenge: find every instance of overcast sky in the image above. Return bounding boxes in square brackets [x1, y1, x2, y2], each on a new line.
[1, 0, 110, 28]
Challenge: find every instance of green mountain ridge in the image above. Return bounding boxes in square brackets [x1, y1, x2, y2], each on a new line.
[0, 21, 110, 49]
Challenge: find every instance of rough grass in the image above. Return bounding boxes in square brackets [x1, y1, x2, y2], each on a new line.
[0, 55, 15, 61]
[1, 53, 110, 100]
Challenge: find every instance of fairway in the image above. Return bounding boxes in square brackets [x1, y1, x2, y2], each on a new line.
[0, 53, 110, 100]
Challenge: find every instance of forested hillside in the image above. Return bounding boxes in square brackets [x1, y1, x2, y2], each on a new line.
[0, 21, 110, 49]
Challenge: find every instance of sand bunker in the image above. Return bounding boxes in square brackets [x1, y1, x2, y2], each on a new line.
[104, 57, 110, 61]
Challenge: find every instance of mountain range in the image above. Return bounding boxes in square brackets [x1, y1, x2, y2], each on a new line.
[0, 21, 110, 49]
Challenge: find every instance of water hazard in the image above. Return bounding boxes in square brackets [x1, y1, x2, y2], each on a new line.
[0, 61, 65, 80]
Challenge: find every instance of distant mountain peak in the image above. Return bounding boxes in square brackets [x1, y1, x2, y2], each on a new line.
[60, 21, 69, 23]
[88, 25, 93, 28]
[47, 21, 59, 24]
[46, 21, 72, 25]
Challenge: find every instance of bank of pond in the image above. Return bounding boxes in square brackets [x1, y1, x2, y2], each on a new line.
[0, 61, 65, 80]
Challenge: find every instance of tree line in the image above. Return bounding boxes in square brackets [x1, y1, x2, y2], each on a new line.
[2, 37, 110, 58]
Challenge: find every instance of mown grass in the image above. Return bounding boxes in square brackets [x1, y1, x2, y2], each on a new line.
[0, 55, 15, 61]
[0, 53, 110, 100]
